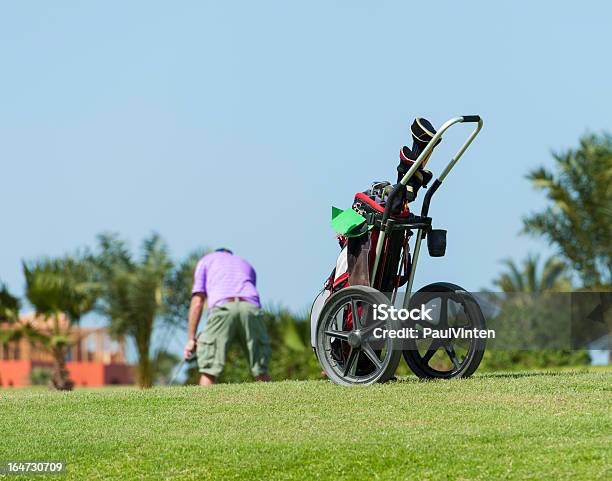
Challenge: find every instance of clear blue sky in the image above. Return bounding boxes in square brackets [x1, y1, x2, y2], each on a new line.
[1, 1, 611, 314]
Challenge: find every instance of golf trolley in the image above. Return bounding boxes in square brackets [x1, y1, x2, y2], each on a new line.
[311, 115, 486, 386]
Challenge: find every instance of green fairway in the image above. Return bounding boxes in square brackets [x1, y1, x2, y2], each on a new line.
[1, 370, 611, 480]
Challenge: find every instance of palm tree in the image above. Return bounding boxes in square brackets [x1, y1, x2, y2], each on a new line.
[523, 133, 612, 288]
[95, 233, 173, 388]
[487, 255, 586, 364]
[21, 256, 98, 390]
[0, 283, 20, 322]
[144, 248, 209, 368]
[163, 249, 208, 325]
[0, 283, 21, 388]
[493, 254, 571, 294]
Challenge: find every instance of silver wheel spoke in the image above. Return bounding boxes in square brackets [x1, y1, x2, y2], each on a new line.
[361, 319, 386, 335]
[422, 339, 440, 364]
[362, 343, 383, 370]
[343, 348, 358, 377]
[324, 330, 349, 340]
[351, 299, 361, 329]
[445, 344, 461, 369]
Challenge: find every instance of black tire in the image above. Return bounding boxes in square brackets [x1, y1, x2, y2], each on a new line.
[402, 282, 486, 379]
[316, 286, 402, 386]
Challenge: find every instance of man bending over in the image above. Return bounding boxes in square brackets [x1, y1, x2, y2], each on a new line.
[183, 248, 271, 385]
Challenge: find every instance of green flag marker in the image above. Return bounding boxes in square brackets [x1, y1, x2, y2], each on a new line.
[330, 206, 372, 237]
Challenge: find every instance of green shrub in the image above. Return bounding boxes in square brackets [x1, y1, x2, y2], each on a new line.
[480, 350, 590, 371]
[30, 367, 52, 386]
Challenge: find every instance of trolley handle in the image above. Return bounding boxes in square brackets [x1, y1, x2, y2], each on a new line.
[381, 115, 484, 228]
[373, 115, 483, 285]
[398, 115, 483, 188]
[436, 115, 483, 183]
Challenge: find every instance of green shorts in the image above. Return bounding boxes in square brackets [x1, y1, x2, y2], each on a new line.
[197, 301, 271, 378]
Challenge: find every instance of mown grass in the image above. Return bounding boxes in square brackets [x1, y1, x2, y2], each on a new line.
[0, 369, 611, 480]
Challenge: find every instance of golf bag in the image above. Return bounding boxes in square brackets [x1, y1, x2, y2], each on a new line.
[310, 117, 438, 348]
[329, 117, 439, 292]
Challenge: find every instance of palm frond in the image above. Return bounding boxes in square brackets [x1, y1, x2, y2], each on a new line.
[524, 253, 540, 294]
[0, 283, 20, 322]
[22, 254, 97, 323]
[524, 132, 612, 288]
[495, 259, 525, 292]
[541, 257, 571, 291]
[493, 254, 572, 294]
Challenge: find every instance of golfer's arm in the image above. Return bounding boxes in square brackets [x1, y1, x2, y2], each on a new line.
[187, 293, 206, 341]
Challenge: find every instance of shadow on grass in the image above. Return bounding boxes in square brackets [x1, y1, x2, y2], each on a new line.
[389, 369, 598, 384]
[477, 370, 594, 379]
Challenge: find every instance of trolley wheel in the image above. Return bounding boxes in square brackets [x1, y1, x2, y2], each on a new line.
[316, 286, 402, 386]
[402, 282, 486, 379]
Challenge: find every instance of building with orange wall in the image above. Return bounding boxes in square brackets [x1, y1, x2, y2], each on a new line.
[0, 313, 133, 387]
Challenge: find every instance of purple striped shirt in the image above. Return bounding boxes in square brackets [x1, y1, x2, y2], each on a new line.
[191, 252, 260, 309]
